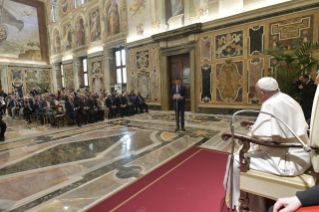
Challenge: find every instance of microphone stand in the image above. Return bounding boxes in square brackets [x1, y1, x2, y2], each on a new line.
[228, 109, 311, 212]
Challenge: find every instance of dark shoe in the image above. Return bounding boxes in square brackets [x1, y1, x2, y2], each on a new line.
[175, 128, 179, 132]
[0, 138, 5, 142]
[182, 128, 186, 131]
[78, 124, 82, 127]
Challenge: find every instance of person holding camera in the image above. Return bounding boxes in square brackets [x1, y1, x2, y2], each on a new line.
[297, 74, 317, 121]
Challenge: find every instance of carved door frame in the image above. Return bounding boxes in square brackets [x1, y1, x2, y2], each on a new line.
[159, 42, 198, 113]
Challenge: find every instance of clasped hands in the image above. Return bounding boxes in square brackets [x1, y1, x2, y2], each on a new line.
[173, 96, 183, 100]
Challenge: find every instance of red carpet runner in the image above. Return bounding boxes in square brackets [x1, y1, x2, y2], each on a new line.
[87, 146, 232, 212]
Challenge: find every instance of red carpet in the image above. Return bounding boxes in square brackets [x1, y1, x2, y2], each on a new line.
[296, 206, 319, 212]
[87, 146, 232, 212]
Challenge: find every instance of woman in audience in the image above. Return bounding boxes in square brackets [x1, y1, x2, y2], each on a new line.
[97, 94, 109, 120]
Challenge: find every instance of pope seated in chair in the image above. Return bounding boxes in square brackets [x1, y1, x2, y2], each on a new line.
[224, 77, 311, 211]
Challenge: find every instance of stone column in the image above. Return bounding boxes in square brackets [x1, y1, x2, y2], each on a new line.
[104, 46, 111, 93]
[207, 0, 220, 20]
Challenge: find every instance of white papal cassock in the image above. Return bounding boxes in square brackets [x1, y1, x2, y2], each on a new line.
[223, 92, 311, 210]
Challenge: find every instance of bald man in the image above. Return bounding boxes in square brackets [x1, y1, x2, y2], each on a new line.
[224, 77, 310, 211]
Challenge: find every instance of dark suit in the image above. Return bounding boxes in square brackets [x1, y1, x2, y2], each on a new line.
[23, 99, 33, 123]
[0, 113, 6, 140]
[136, 95, 148, 113]
[116, 96, 127, 118]
[124, 95, 134, 115]
[65, 101, 80, 125]
[171, 85, 187, 129]
[299, 79, 317, 121]
[105, 98, 118, 118]
[94, 98, 104, 121]
[75, 98, 88, 124]
[88, 98, 98, 122]
[268, 184, 319, 212]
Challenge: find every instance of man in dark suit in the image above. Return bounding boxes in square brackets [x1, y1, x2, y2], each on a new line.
[171, 78, 187, 131]
[0, 113, 6, 141]
[105, 93, 117, 118]
[298, 74, 317, 121]
[269, 184, 319, 212]
[40, 95, 55, 126]
[23, 97, 33, 123]
[136, 92, 148, 113]
[88, 94, 98, 123]
[116, 93, 127, 118]
[76, 94, 88, 124]
[65, 96, 81, 127]
[124, 92, 134, 116]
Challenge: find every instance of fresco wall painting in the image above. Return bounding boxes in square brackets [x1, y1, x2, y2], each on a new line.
[248, 58, 263, 104]
[63, 64, 74, 92]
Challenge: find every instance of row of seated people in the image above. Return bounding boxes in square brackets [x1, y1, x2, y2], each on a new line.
[0, 90, 149, 128]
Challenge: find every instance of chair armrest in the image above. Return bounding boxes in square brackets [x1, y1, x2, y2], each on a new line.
[221, 132, 319, 152]
[240, 121, 255, 127]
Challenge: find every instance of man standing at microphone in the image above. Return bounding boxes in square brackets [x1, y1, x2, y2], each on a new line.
[171, 78, 187, 132]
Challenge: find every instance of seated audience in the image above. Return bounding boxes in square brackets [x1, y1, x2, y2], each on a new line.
[65, 96, 81, 127]
[97, 94, 109, 120]
[116, 93, 127, 118]
[40, 94, 55, 127]
[224, 77, 310, 211]
[23, 97, 33, 124]
[88, 94, 98, 123]
[0, 113, 6, 141]
[124, 92, 134, 116]
[76, 94, 89, 124]
[137, 92, 148, 113]
[105, 93, 117, 118]
[34, 96, 43, 124]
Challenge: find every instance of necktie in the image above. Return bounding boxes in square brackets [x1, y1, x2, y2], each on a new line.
[71, 102, 74, 109]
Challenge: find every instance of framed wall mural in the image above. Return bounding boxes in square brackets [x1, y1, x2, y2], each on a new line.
[248, 58, 263, 104]
[24, 70, 38, 81]
[53, 29, 61, 54]
[89, 8, 101, 42]
[0, 0, 49, 63]
[248, 25, 264, 55]
[89, 57, 104, 92]
[136, 50, 149, 69]
[92, 77, 104, 93]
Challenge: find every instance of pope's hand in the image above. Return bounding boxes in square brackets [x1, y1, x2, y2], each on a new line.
[273, 196, 302, 212]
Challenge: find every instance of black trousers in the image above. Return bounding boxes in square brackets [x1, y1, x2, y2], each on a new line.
[127, 104, 135, 115]
[78, 109, 88, 124]
[109, 107, 118, 118]
[302, 104, 312, 121]
[0, 119, 6, 139]
[118, 107, 126, 118]
[138, 102, 148, 113]
[97, 109, 104, 121]
[88, 109, 97, 122]
[24, 108, 32, 123]
[68, 111, 80, 125]
[174, 103, 185, 129]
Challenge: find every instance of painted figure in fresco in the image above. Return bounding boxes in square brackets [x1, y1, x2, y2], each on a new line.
[64, 25, 72, 51]
[107, 0, 120, 38]
[61, 0, 68, 13]
[129, 0, 146, 17]
[76, 18, 85, 46]
[93, 77, 103, 93]
[55, 30, 61, 54]
[136, 24, 144, 37]
[169, 0, 184, 17]
[90, 10, 101, 41]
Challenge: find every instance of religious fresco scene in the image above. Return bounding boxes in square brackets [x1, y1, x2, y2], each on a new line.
[0, 0, 42, 60]
[0, 0, 317, 211]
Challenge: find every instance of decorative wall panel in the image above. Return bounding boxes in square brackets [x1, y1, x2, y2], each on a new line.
[215, 30, 243, 59]
[89, 7, 102, 42]
[269, 15, 313, 49]
[136, 50, 150, 69]
[137, 71, 151, 101]
[152, 70, 159, 101]
[130, 72, 136, 92]
[216, 61, 243, 102]
[200, 64, 212, 103]
[89, 57, 104, 93]
[24, 70, 38, 82]
[199, 37, 212, 62]
[248, 25, 264, 55]
[248, 58, 263, 104]
[63, 64, 74, 91]
[63, 23, 72, 51]
[151, 48, 159, 68]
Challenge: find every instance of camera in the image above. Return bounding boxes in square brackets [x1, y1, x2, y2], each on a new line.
[292, 79, 302, 88]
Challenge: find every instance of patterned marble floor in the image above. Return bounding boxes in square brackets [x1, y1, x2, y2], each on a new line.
[0, 111, 256, 212]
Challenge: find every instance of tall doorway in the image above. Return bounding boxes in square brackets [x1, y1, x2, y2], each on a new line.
[168, 53, 191, 111]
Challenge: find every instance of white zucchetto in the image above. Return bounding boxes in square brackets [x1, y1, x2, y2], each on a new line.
[257, 77, 278, 91]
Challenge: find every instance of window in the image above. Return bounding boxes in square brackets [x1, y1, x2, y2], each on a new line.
[50, 0, 58, 22]
[115, 49, 127, 84]
[61, 64, 64, 88]
[83, 58, 89, 86]
[74, 0, 85, 8]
